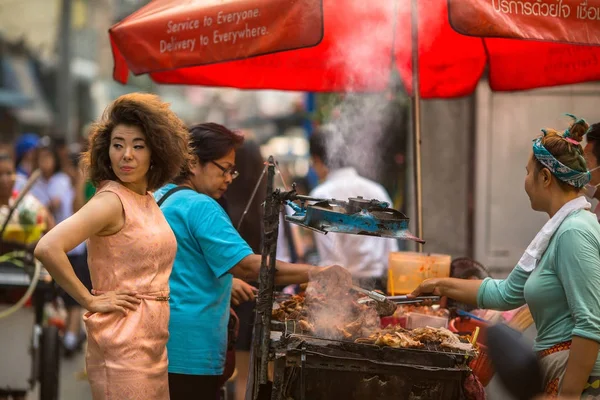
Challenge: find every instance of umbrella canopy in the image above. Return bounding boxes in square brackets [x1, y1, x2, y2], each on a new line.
[110, 0, 600, 98]
[448, 0, 600, 45]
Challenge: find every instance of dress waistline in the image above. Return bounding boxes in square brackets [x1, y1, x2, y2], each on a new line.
[91, 289, 170, 302]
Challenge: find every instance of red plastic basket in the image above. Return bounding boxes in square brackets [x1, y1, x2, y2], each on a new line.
[469, 343, 494, 386]
[449, 317, 494, 386]
[380, 316, 407, 328]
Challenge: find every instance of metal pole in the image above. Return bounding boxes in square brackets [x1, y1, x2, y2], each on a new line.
[57, 0, 74, 143]
[411, 0, 423, 251]
[249, 156, 279, 400]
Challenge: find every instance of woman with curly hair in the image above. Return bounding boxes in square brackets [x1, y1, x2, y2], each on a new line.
[34, 93, 189, 399]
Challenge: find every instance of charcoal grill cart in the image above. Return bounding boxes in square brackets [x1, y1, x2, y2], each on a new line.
[247, 157, 476, 400]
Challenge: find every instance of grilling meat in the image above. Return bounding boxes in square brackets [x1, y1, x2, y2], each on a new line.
[272, 295, 306, 322]
[352, 326, 474, 352]
[375, 332, 424, 348]
[272, 293, 474, 352]
[410, 326, 454, 343]
[298, 319, 315, 333]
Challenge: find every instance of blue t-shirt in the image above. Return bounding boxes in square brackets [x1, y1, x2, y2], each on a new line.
[155, 184, 253, 375]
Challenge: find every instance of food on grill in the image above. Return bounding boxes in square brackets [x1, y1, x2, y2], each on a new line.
[272, 295, 306, 322]
[371, 298, 398, 317]
[375, 332, 424, 348]
[410, 326, 453, 343]
[409, 326, 474, 351]
[298, 319, 314, 332]
[352, 326, 474, 352]
[272, 293, 474, 353]
[272, 291, 380, 340]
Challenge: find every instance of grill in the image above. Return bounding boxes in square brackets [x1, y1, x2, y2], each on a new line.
[265, 321, 476, 400]
[249, 159, 463, 400]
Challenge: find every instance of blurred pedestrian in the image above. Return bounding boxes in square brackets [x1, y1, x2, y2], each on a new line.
[34, 93, 189, 399]
[583, 122, 600, 221]
[309, 129, 398, 291]
[13, 133, 39, 192]
[412, 116, 600, 398]
[0, 151, 53, 246]
[28, 137, 90, 356]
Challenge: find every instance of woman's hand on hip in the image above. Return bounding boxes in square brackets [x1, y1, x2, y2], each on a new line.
[231, 278, 257, 306]
[85, 291, 141, 315]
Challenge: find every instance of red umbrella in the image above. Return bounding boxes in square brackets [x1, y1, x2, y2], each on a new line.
[110, 0, 600, 241]
[110, 0, 600, 98]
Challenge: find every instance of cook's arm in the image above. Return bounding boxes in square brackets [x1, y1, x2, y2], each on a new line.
[411, 265, 529, 311]
[555, 229, 600, 396]
[230, 254, 321, 285]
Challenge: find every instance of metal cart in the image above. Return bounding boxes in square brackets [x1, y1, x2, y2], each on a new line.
[247, 156, 428, 400]
[0, 240, 61, 400]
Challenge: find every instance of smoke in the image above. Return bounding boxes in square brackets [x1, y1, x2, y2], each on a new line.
[316, 0, 398, 179]
[320, 94, 395, 180]
[305, 272, 379, 341]
[314, 0, 447, 180]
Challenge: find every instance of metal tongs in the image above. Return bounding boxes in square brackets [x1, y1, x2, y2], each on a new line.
[353, 286, 440, 305]
[351, 286, 388, 302]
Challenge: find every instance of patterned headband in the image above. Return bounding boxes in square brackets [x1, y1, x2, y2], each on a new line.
[532, 137, 590, 188]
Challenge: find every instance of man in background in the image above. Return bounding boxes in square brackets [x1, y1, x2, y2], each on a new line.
[308, 129, 398, 291]
[13, 133, 40, 192]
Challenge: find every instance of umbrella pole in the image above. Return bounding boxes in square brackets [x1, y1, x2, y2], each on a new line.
[411, 0, 423, 251]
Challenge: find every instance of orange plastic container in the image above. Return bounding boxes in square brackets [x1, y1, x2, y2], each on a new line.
[387, 252, 451, 295]
[449, 316, 488, 345]
[449, 317, 494, 386]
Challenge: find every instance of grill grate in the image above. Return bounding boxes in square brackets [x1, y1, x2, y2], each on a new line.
[277, 319, 478, 359]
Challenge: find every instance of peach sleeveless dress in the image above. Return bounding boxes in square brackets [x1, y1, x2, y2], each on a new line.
[83, 181, 177, 400]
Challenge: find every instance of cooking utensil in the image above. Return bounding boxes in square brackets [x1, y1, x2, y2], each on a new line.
[351, 285, 387, 302]
[358, 295, 440, 305]
[351, 286, 398, 317]
[386, 295, 440, 304]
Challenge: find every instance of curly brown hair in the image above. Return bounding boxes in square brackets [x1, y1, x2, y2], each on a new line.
[82, 93, 189, 191]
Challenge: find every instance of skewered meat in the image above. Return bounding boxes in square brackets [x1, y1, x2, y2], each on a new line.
[410, 326, 475, 351]
[410, 326, 454, 343]
[370, 298, 398, 317]
[272, 295, 307, 321]
[353, 326, 473, 352]
[374, 332, 424, 348]
[298, 319, 315, 333]
[272, 291, 474, 352]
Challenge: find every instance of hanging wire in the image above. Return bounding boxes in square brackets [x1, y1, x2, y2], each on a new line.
[236, 157, 293, 230]
[274, 159, 290, 191]
[237, 162, 268, 230]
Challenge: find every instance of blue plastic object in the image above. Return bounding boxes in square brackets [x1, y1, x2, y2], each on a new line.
[285, 196, 424, 243]
[456, 309, 488, 323]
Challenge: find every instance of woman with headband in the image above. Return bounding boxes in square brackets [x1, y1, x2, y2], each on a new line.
[412, 115, 600, 398]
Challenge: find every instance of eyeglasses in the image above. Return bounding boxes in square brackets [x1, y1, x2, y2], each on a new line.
[211, 160, 239, 180]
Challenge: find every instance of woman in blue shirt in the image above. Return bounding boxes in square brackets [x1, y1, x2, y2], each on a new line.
[412, 116, 600, 398]
[155, 123, 350, 400]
